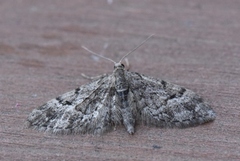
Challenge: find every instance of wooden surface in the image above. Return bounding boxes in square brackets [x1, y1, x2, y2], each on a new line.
[1, 0, 240, 160]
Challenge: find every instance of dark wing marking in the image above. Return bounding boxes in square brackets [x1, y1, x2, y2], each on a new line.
[26, 74, 121, 135]
[126, 71, 216, 128]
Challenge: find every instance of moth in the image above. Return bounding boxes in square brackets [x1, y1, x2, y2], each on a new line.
[26, 35, 216, 135]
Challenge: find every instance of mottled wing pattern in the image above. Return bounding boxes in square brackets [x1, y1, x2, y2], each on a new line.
[26, 74, 121, 135]
[126, 71, 216, 128]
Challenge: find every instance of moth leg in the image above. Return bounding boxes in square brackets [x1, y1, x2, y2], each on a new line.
[81, 73, 108, 80]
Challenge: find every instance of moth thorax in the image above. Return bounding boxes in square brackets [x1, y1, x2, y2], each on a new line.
[114, 68, 129, 91]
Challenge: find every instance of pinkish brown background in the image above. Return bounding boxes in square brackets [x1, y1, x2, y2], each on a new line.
[0, 0, 240, 161]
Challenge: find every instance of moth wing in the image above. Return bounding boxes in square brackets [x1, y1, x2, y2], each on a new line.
[126, 71, 216, 128]
[26, 74, 120, 135]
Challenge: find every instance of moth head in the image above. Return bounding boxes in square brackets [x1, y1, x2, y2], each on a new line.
[114, 63, 125, 69]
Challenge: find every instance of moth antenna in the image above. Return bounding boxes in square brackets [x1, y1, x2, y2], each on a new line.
[119, 34, 154, 63]
[82, 46, 116, 64]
